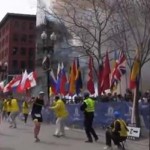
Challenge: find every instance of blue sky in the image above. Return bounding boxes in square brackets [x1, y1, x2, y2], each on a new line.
[0, 0, 37, 21]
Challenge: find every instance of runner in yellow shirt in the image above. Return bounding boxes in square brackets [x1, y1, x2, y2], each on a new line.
[9, 97, 19, 128]
[2, 99, 8, 120]
[22, 100, 29, 124]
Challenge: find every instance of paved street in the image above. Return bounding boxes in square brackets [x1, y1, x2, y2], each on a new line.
[0, 118, 149, 150]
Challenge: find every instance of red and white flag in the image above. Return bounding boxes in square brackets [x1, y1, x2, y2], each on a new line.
[17, 70, 30, 93]
[27, 71, 37, 89]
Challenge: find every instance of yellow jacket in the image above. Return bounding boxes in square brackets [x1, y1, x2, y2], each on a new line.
[6, 101, 11, 112]
[22, 101, 29, 114]
[10, 98, 19, 112]
[51, 99, 68, 118]
[2, 99, 7, 111]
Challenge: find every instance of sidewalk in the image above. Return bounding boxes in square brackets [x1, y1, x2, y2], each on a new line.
[71, 127, 149, 149]
[0, 119, 149, 150]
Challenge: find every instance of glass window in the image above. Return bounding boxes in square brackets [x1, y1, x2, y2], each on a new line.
[14, 21, 19, 29]
[6, 35, 8, 43]
[29, 23, 34, 30]
[20, 47, 26, 55]
[13, 60, 18, 67]
[12, 47, 18, 55]
[13, 34, 19, 42]
[28, 60, 34, 70]
[20, 61, 26, 69]
[21, 34, 27, 42]
[29, 48, 34, 57]
[28, 34, 34, 43]
[21, 22, 26, 30]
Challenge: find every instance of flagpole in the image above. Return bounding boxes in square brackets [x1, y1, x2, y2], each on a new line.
[131, 87, 137, 125]
[119, 81, 122, 95]
[125, 72, 128, 92]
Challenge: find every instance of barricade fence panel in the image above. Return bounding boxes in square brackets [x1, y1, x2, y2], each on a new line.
[42, 102, 150, 130]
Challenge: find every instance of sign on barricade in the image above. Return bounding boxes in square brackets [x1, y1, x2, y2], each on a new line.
[127, 126, 141, 140]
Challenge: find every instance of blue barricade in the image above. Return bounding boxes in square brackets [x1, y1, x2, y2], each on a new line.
[42, 102, 150, 129]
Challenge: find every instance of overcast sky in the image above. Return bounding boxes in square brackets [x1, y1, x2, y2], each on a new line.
[0, 0, 37, 21]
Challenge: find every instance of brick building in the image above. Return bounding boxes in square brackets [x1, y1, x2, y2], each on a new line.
[0, 13, 36, 80]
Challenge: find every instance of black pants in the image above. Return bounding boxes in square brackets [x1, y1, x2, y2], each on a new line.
[23, 114, 28, 123]
[105, 129, 127, 146]
[84, 113, 98, 141]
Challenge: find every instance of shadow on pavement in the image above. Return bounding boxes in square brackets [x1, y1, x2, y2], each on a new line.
[0, 148, 15, 150]
[0, 133, 15, 137]
[38, 141, 70, 147]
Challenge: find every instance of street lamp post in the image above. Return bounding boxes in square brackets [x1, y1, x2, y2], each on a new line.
[41, 31, 56, 104]
[0, 61, 8, 80]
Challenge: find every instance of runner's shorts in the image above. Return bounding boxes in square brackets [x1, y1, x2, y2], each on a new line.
[32, 113, 43, 122]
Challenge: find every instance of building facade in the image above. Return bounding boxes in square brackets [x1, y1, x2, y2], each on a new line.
[0, 13, 36, 80]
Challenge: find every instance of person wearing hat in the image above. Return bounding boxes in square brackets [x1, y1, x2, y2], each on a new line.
[50, 95, 68, 137]
[31, 91, 45, 142]
[103, 111, 128, 150]
[80, 92, 98, 143]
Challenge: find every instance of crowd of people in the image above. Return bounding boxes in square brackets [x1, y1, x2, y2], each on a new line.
[64, 89, 150, 104]
[0, 91, 130, 150]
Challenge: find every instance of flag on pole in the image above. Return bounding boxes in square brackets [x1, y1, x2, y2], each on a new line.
[17, 70, 30, 93]
[56, 63, 61, 94]
[6, 75, 22, 92]
[0, 80, 7, 91]
[98, 64, 103, 95]
[49, 69, 57, 95]
[27, 71, 37, 89]
[100, 51, 111, 93]
[87, 56, 95, 94]
[60, 63, 67, 95]
[110, 50, 118, 91]
[75, 58, 83, 95]
[129, 49, 140, 89]
[110, 51, 126, 90]
[69, 59, 77, 95]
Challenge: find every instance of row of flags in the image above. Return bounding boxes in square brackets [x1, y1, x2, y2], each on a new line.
[0, 49, 140, 96]
[86, 51, 126, 95]
[49, 58, 83, 96]
[48, 49, 140, 96]
[0, 71, 37, 93]
[48, 50, 127, 96]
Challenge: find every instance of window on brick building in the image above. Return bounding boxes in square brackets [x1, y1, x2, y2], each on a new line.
[28, 60, 34, 70]
[29, 23, 34, 30]
[28, 34, 34, 43]
[13, 34, 19, 42]
[21, 61, 26, 69]
[12, 47, 18, 55]
[21, 22, 26, 30]
[20, 47, 26, 55]
[2, 39, 4, 47]
[29, 48, 34, 57]
[21, 34, 27, 42]
[14, 21, 19, 29]
[6, 35, 8, 43]
[13, 60, 18, 68]
[5, 48, 8, 56]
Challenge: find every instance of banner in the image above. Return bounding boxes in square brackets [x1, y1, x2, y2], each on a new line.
[42, 102, 150, 129]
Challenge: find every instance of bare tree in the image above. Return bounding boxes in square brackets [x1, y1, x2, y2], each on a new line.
[42, 0, 118, 95]
[111, 0, 150, 127]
